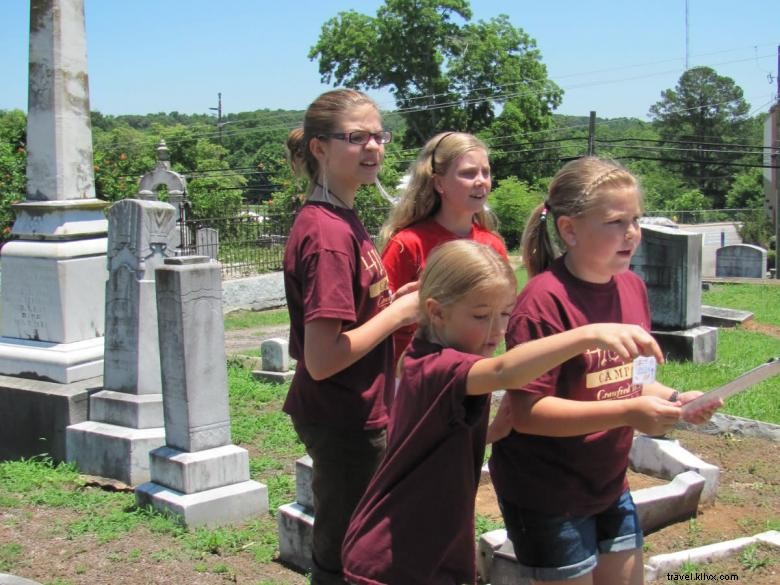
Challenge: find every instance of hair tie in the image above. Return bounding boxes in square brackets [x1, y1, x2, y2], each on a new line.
[540, 203, 549, 223]
[431, 132, 456, 174]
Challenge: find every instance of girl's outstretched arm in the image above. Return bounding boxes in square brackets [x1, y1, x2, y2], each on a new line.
[304, 290, 419, 380]
[508, 391, 681, 437]
[467, 323, 663, 397]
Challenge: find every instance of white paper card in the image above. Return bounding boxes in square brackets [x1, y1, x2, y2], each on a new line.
[632, 356, 656, 385]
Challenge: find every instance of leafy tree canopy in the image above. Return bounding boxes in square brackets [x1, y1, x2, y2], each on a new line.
[648, 66, 752, 207]
[309, 0, 562, 152]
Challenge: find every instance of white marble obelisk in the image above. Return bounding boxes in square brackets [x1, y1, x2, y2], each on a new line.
[0, 0, 108, 383]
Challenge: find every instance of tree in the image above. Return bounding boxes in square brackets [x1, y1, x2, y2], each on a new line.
[309, 0, 561, 150]
[648, 67, 752, 207]
[487, 176, 544, 249]
[0, 109, 27, 242]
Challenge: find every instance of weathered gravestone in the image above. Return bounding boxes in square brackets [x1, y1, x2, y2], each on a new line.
[135, 256, 268, 527]
[0, 0, 108, 384]
[196, 227, 219, 261]
[0, 0, 106, 462]
[630, 225, 717, 362]
[66, 199, 177, 485]
[716, 244, 767, 279]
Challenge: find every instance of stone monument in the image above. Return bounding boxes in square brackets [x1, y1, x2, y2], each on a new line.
[0, 0, 107, 462]
[630, 224, 717, 362]
[716, 244, 767, 279]
[66, 199, 177, 485]
[135, 256, 268, 527]
[0, 0, 108, 383]
[137, 139, 188, 252]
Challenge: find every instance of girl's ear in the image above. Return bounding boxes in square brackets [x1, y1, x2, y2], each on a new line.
[309, 136, 327, 164]
[425, 297, 446, 327]
[556, 215, 577, 248]
[432, 172, 444, 197]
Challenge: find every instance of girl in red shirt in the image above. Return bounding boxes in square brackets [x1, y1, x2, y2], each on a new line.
[379, 132, 507, 365]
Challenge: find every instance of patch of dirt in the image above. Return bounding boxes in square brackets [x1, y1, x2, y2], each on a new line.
[223, 324, 290, 356]
[742, 318, 780, 339]
[2, 428, 777, 584]
[475, 428, 780, 583]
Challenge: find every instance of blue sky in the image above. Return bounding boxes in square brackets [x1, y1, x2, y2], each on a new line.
[0, 1, 776, 120]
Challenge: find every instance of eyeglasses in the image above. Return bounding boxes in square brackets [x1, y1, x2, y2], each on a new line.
[318, 130, 393, 145]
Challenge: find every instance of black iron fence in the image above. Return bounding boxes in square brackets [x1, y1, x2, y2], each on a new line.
[179, 211, 297, 279]
[179, 207, 766, 280]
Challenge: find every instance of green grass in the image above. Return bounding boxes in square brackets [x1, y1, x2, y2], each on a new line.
[0, 283, 776, 581]
[223, 307, 290, 331]
[703, 283, 780, 324]
[0, 366, 304, 577]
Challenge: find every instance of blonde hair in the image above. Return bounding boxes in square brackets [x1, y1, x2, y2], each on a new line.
[379, 132, 497, 246]
[417, 240, 516, 342]
[521, 156, 643, 277]
[285, 89, 380, 198]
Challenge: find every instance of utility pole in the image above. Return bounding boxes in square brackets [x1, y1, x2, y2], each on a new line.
[587, 111, 596, 155]
[210, 92, 223, 145]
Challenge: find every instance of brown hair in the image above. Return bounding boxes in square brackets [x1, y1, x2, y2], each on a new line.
[285, 89, 380, 197]
[521, 156, 643, 277]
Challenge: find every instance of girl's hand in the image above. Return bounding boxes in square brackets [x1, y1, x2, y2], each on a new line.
[585, 323, 664, 363]
[626, 395, 681, 435]
[391, 280, 419, 300]
[677, 391, 723, 424]
[388, 288, 419, 327]
[486, 392, 513, 444]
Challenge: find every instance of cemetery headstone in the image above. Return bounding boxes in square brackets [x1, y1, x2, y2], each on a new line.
[66, 199, 177, 485]
[716, 244, 767, 279]
[630, 225, 717, 362]
[135, 256, 268, 527]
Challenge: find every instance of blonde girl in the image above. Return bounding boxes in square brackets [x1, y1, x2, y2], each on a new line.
[380, 132, 507, 364]
[342, 239, 665, 585]
[489, 156, 718, 585]
[282, 89, 418, 585]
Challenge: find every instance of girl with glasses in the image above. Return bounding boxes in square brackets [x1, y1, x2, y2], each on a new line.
[379, 132, 508, 367]
[283, 88, 418, 585]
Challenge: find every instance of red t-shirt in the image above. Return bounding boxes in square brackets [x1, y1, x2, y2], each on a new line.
[282, 202, 394, 431]
[381, 219, 507, 364]
[489, 256, 652, 517]
[342, 338, 487, 585]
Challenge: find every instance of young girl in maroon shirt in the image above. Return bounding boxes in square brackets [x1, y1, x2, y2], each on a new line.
[282, 89, 418, 585]
[379, 132, 507, 365]
[342, 239, 665, 585]
[489, 157, 719, 585]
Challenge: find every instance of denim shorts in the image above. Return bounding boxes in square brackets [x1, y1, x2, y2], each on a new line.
[498, 490, 643, 581]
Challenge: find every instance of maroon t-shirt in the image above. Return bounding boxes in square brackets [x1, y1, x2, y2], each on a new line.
[381, 219, 508, 365]
[342, 338, 487, 585]
[282, 201, 393, 431]
[489, 256, 651, 517]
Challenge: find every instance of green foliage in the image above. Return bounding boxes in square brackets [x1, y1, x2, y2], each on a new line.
[725, 168, 763, 208]
[488, 176, 544, 248]
[739, 543, 772, 571]
[0, 109, 26, 240]
[310, 0, 561, 150]
[649, 66, 752, 207]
